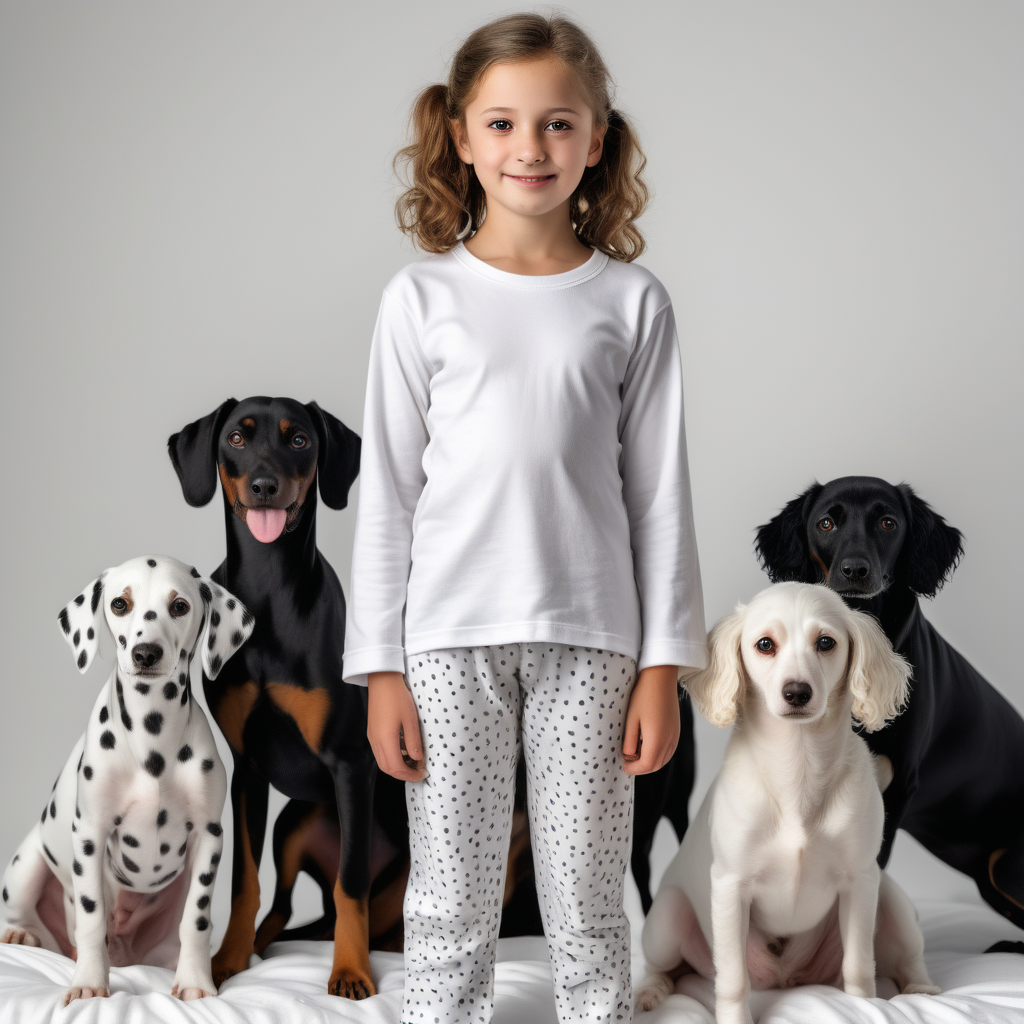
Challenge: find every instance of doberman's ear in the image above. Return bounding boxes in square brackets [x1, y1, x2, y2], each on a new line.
[755, 483, 824, 583]
[304, 401, 361, 510]
[897, 484, 963, 598]
[167, 399, 238, 507]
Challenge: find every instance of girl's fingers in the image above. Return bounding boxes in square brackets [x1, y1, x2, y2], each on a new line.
[622, 712, 641, 762]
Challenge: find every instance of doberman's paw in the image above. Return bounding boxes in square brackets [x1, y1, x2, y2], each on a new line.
[63, 985, 110, 1006]
[1, 928, 41, 946]
[328, 966, 375, 999]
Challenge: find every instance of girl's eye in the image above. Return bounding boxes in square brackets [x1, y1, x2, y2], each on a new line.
[228, 431, 245, 447]
[756, 637, 775, 654]
[488, 119, 512, 132]
[290, 434, 308, 450]
[111, 598, 128, 615]
[817, 517, 834, 532]
[546, 120, 571, 132]
[170, 599, 190, 617]
[817, 636, 836, 652]
[880, 517, 897, 531]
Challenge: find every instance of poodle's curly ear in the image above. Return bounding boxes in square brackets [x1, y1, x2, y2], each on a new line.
[755, 483, 824, 583]
[846, 607, 911, 732]
[685, 609, 746, 728]
[168, 399, 238, 507]
[897, 484, 963, 598]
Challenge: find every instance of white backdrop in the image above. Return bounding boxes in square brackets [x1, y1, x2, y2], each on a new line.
[1, 1, 1021, 943]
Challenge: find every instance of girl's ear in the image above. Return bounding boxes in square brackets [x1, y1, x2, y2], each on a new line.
[304, 402, 360, 511]
[685, 609, 746, 728]
[896, 484, 963, 598]
[451, 118, 472, 165]
[846, 607, 911, 732]
[755, 483, 823, 584]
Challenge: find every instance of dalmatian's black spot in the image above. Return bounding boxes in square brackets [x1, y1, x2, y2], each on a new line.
[122, 854, 140, 873]
[99, 706, 108, 724]
[114, 815, 122, 826]
[72, 822, 77, 832]
[135, 682, 151, 696]
[151, 870, 177, 886]
[43, 845, 58, 866]
[207, 632, 217, 651]
[40, 807, 46, 824]
[196, 916, 209, 931]
[83, 766, 93, 780]
[181, 687, 188, 706]
[73, 629, 80, 647]
[199, 583, 212, 604]
[210, 610, 221, 628]
[100, 731, 116, 750]
[199, 872, 214, 886]
[87, 627, 94, 640]
[80, 895, 96, 913]
[201, 758, 214, 774]
[178, 841, 188, 856]
[147, 559, 157, 568]
[11, 855, 18, 864]
[145, 752, 165, 778]
[59, 609, 71, 635]
[186, 821, 193, 831]
[157, 810, 168, 828]
[91, 579, 103, 614]
[160, 842, 170, 854]
[177, 745, 193, 762]
[211, 654, 222, 674]
[77, 650, 87, 670]
[52, 774, 59, 792]
[211, 851, 221, 866]
[122, 834, 139, 848]
[2, 887, 7, 902]
[112, 866, 133, 887]
[73, 860, 83, 876]
[231, 630, 244, 647]
[74, 594, 85, 607]
[241, 607, 254, 628]
[143, 712, 163, 735]
[190, 566, 201, 578]
[77, 752, 83, 772]
[153, 865, 161, 872]
[144, 610, 157, 621]
[117, 681, 133, 731]
[75, 805, 81, 819]
[49, 800, 56, 818]
[178, 673, 186, 686]
[119, 635, 127, 649]
[163, 682, 178, 700]
[206, 822, 222, 837]
[226, 599, 236, 610]
[82, 840, 95, 856]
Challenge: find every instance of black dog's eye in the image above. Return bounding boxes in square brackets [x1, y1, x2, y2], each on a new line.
[817, 636, 836, 652]
[756, 637, 775, 654]
[880, 517, 897, 531]
[111, 598, 128, 616]
[817, 517, 834, 531]
[228, 431, 245, 448]
[170, 598, 190, 618]
[290, 433, 308, 450]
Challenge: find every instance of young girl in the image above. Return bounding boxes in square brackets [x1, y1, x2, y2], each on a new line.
[344, 14, 706, 1023]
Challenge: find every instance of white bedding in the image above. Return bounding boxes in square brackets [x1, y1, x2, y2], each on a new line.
[2, 898, 1023, 1024]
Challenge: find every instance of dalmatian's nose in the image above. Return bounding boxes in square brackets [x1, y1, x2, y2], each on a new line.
[132, 642, 164, 669]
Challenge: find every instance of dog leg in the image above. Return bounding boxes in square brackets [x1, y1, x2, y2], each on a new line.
[211, 763, 267, 986]
[171, 827, 223, 1000]
[874, 871, 941, 995]
[66, 819, 114, 1005]
[2, 832, 61, 954]
[710, 871, 753, 1024]
[637, 884, 709, 1011]
[838, 865, 879, 998]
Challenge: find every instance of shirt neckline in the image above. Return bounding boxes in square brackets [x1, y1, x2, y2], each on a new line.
[451, 240, 610, 290]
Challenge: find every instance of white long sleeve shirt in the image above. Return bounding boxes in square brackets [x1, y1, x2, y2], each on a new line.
[343, 242, 706, 685]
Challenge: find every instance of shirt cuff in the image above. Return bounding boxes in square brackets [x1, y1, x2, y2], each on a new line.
[342, 644, 407, 687]
[637, 638, 708, 675]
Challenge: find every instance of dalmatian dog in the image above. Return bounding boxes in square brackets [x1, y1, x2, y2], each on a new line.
[0, 555, 254, 1005]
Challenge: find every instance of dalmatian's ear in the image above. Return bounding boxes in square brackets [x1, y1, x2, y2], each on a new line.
[58, 575, 108, 674]
[192, 571, 254, 680]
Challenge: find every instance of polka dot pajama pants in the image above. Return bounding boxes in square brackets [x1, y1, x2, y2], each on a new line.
[402, 644, 637, 1024]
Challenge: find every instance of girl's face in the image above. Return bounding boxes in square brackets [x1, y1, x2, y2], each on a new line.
[454, 58, 605, 225]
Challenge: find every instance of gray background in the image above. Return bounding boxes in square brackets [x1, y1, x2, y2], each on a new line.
[1, 1, 1021, 945]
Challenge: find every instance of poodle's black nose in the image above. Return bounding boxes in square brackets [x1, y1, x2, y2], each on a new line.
[132, 642, 163, 669]
[783, 681, 812, 706]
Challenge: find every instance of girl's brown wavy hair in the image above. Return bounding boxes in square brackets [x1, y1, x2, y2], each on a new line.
[394, 13, 650, 261]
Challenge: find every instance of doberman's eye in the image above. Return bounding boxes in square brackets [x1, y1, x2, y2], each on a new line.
[290, 434, 308, 450]
[817, 636, 836, 652]
[111, 598, 128, 616]
[170, 599, 190, 618]
[817, 517, 834, 532]
[756, 637, 775, 654]
[880, 517, 897, 531]
[228, 431, 245, 448]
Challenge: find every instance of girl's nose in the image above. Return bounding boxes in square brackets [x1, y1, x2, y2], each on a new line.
[516, 130, 546, 164]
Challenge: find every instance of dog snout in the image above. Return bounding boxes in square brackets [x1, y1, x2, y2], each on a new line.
[249, 475, 279, 501]
[782, 681, 812, 707]
[839, 557, 871, 581]
[132, 642, 164, 670]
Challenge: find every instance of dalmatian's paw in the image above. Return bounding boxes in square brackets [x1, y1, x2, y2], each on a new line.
[63, 985, 110, 1006]
[172, 965, 218, 1000]
[172, 982, 217, 1000]
[1, 928, 42, 946]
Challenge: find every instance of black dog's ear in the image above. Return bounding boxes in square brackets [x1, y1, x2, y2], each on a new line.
[304, 401, 361, 510]
[167, 399, 238, 507]
[755, 483, 824, 583]
[897, 484, 963, 597]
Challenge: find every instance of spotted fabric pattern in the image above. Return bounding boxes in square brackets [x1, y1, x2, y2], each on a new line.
[403, 644, 636, 1024]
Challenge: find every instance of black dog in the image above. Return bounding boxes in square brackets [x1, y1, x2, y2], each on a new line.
[756, 476, 1024, 928]
[168, 396, 407, 997]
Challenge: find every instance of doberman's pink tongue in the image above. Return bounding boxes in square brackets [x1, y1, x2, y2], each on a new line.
[246, 508, 287, 543]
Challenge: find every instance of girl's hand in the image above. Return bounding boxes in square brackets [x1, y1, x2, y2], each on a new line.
[622, 664, 681, 775]
[367, 672, 427, 781]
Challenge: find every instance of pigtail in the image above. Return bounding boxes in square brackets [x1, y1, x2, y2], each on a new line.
[572, 108, 650, 261]
[394, 84, 484, 253]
